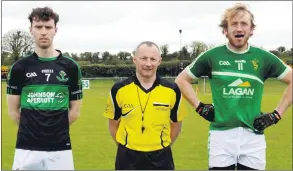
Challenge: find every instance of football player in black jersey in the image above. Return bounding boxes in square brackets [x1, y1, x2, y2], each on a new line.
[7, 6, 83, 170]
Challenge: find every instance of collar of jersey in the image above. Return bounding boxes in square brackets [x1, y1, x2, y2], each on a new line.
[225, 42, 250, 54]
[133, 74, 160, 93]
[33, 49, 62, 61]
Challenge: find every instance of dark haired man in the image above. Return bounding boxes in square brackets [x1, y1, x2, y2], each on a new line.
[7, 7, 83, 170]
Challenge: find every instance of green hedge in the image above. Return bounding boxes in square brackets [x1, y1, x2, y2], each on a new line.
[80, 60, 192, 77]
[81, 64, 136, 77]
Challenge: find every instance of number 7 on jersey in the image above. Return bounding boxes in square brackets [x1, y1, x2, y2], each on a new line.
[45, 74, 51, 82]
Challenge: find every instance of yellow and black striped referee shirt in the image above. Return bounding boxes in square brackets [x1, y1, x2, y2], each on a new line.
[104, 75, 187, 152]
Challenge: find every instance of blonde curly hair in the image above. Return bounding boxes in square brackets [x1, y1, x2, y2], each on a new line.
[219, 3, 256, 34]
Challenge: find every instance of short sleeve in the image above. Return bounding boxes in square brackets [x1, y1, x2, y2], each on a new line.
[7, 63, 24, 95]
[264, 51, 292, 80]
[103, 86, 122, 120]
[170, 84, 188, 122]
[186, 51, 212, 79]
[69, 62, 83, 100]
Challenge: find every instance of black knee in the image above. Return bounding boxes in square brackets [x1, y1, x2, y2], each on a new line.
[237, 163, 257, 170]
[209, 164, 236, 170]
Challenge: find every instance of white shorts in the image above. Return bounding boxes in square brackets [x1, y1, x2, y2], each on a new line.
[208, 127, 266, 170]
[12, 149, 74, 170]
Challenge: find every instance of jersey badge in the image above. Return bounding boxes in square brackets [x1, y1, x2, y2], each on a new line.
[251, 59, 259, 71]
[56, 70, 69, 82]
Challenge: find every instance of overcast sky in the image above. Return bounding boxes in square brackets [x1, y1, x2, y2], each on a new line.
[2, 1, 292, 54]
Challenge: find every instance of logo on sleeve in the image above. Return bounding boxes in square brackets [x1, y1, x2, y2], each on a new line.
[7, 72, 11, 80]
[105, 104, 111, 113]
[56, 70, 69, 82]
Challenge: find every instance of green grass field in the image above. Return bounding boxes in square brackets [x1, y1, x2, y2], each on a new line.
[1, 79, 292, 170]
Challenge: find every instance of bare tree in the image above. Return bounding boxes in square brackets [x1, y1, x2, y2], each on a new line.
[2, 29, 34, 62]
[160, 44, 173, 61]
[277, 46, 286, 54]
[207, 43, 216, 50]
[190, 41, 208, 60]
[71, 53, 79, 61]
[180, 45, 191, 60]
[102, 51, 111, 62]
[117, 51, 131, 61]
[160, 45, 169, 57]
[92, 52, 100, 63]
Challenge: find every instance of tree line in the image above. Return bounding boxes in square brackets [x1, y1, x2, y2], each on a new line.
[2, 29, 293, 67]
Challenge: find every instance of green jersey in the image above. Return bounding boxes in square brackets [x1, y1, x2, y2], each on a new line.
[187, 43, 291, 132]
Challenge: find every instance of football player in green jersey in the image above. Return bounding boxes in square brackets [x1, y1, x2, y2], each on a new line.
[175, 3, 292, 170]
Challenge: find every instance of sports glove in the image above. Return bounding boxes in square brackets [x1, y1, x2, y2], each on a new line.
[195, 102, 215, 122]
[253, 110, 281, 132]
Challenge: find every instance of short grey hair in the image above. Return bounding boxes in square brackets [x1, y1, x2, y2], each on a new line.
[134, 41, 161, 56]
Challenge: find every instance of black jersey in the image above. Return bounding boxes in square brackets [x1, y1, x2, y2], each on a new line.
[6, 50, 83, 151]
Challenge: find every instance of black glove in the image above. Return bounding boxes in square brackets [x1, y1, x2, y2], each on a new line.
[253, 110, 281, 132]
[195, 102, 215, 122]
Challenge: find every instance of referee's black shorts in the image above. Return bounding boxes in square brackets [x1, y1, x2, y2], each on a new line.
[115, 144, 175, 170]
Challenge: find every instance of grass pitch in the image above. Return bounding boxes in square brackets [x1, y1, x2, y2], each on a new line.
[1, 78, 292, 170]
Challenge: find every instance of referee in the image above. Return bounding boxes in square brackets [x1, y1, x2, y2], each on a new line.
[104, 41, 187, 170]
